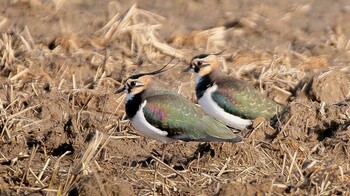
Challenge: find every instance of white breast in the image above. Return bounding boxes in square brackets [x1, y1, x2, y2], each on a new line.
[131, 100, 176, 144]
[198, 84, 252, 130]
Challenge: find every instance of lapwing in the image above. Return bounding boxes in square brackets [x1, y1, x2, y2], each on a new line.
[116, 65, 242, 159]
[183, 53, 281, 130]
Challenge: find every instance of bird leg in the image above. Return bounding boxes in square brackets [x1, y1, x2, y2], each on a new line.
[161, 143, 167, 162]
[152, 144, 167, 194]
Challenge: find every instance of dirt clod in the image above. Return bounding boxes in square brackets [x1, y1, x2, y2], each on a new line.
[310, 69, 350, 104]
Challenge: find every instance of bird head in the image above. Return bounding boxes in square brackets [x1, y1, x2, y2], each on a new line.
[183, 53, 222, 77]
[116, 63, 173, 95]
[116, 76, 151, 95]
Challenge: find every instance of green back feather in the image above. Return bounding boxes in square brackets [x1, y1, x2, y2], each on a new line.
[212, 77, 280, 119]
[142, 91, 241, 142]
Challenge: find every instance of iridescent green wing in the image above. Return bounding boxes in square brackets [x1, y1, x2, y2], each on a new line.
[212, 77, 280, 119]
[143, 93, 241, 142]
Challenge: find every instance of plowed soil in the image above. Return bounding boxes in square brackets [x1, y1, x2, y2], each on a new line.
[0, 0, 349, 195]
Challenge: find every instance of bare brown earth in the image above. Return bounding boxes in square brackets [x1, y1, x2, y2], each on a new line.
[0, 0, 350, 195]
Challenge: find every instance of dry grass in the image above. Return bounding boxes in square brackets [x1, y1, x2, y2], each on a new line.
[0, 1, 350, 195]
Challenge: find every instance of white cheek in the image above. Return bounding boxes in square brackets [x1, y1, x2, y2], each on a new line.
[195, 74, 201, 85]
[126, 93, 134, 101]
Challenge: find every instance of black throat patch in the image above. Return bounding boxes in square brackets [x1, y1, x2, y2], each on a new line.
[196, 75, 214, 99]
[125, 93, 143, 118]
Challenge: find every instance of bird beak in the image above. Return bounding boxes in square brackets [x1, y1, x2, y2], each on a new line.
[115, 86, 126, 94]
[182, 66, 192, 73]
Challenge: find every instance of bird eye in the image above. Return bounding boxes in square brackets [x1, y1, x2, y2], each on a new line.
[197, 61, 202, 66]
[130, 81, 136, 87]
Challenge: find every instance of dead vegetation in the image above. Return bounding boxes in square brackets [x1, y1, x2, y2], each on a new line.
[0, 1, 350, 195]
